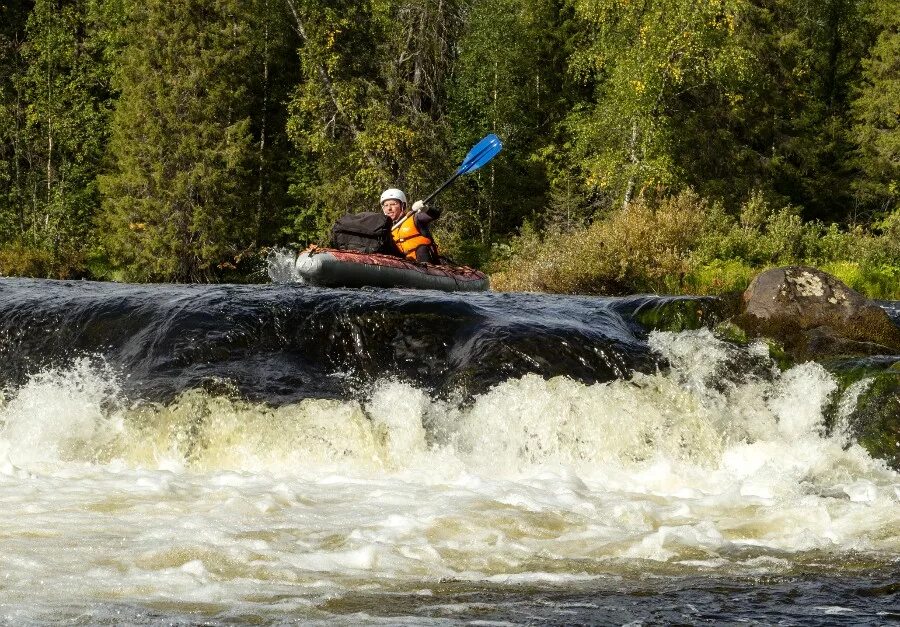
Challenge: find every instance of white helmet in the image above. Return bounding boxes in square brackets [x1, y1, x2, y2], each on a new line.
[380, 188, 407, 206]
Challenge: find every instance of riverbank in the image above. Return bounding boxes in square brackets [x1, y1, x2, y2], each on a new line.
[2, 191, 896, 298]
[490, 191, 900, 300]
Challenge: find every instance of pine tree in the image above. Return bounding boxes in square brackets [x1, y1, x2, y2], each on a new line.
[99, 0, 257, 281]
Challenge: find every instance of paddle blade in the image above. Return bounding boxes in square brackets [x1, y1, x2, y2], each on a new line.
[456, 133, 503, 175]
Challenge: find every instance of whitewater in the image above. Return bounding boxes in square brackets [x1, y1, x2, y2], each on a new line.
[0, 270, 897, 624]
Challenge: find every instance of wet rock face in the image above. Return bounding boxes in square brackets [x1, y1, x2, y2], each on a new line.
[737, 266, 900, 359]
[842, 364, 900, 471]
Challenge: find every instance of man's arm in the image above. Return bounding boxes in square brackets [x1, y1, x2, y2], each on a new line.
[411, 200, 441, 220]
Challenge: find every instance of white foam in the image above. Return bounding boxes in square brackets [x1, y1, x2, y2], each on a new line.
[0, 330, 897, 621]
[265, 247, 301, 283]
[0, 358, 124, 468]
[767, 363, 836, 439]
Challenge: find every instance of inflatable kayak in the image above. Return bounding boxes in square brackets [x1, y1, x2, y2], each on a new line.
[295, 247, 489, 291]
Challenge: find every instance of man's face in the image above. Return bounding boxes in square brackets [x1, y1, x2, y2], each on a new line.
[382, 199, 404, 221]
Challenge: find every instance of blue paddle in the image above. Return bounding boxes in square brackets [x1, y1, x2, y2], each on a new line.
[422, 134, 503, 205]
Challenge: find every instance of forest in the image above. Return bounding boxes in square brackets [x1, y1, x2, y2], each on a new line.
[0, 0, 897, 295]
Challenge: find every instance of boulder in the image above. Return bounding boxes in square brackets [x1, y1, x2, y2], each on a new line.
[830, 359, 900, 470]
[735, 266, 900, 360]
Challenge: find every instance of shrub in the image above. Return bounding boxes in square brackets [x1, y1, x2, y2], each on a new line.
[0, 245, 54, 277]
[683, 258, 757, 295]
[493, 190, 714, 294]
[0, 243, 88, 279]
[492, 190, 900, 299]
[823, 262, 900, 300]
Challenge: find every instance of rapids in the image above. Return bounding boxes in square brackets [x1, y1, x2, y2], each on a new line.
[0, 271, 897, 624]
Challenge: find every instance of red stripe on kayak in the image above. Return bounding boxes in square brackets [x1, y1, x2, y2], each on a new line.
[305, 247, 487, 283]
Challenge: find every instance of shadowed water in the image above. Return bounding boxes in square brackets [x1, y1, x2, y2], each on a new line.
[0, 278, 706, 402]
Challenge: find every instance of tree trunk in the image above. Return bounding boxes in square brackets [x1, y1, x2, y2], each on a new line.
[256, 0, 270, 246]
[623, 121, 638, 209]
[46, 57, 52, 207]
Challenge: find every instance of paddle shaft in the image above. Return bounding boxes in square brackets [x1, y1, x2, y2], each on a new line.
[422, 171, 462, 206]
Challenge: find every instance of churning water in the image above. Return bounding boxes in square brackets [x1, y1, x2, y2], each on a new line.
[0, 268, 897, 624]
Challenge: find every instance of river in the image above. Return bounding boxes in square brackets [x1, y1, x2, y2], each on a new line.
[0, 262, 897, 625]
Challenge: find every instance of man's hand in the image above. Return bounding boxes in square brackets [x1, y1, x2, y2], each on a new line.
[411, 200, 426, 213]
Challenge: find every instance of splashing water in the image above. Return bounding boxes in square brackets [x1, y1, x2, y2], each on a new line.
[266, 247, 302, 284]
[0, 330, 897, 623]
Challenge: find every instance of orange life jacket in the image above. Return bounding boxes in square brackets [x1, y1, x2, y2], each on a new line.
[391, 212, 437, 261]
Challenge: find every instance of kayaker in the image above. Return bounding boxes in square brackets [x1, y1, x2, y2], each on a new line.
[380, 188, 442, 264]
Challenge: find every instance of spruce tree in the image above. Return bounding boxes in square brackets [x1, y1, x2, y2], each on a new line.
[100, 0, 256, 281]
[0, 0, 31, 244]
[851, 0, 900, 216]
[243, 0, 298, 247]
[728, 0, 872, 222]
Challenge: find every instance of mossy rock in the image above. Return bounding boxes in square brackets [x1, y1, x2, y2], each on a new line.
[842, 365, 900, 470]
[714, 320, 749, 344]
[735, 266, 900, 361]
[633, 296, 731, 333]
[713, 321, 796, 371]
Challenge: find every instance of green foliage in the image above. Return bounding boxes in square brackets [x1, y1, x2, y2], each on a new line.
[99, 0, 259, 282]
[684, 259, 757, 296]
[0, 0, 897, 283]
[444, 0, 567, 244]
[845, 368, 900, 470]
[851, 0, 900, 216]
[730, 0, 873, 220]
[634, 298, 729, 333]
[822, 262, 900, 300]
[245, 0, 302, 247]
[561, 0, 749, 208]
[0, 243, 55, 278]
[0, 0, 119, 269]
[284, 0, 461, 245]
[493, 189, 714, 294]
[494, 189, 900, 298]
[0, 1, 30, 240]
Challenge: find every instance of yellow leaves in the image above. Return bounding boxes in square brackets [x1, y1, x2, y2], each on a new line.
[586, 172, 609, 189]
[325, 28, 341, 50]
[129, 222, 146, 231]
[709, 12, 736, 33]
[630, 79, 645, 94]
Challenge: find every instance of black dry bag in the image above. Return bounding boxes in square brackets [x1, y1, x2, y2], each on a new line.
[330, 212, 398, 255]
